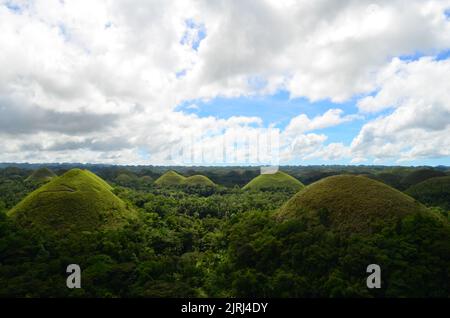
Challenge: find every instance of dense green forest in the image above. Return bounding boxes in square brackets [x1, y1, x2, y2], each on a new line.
[0, 165, 449, 297]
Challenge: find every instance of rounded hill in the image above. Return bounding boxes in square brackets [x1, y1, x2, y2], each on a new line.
[115, 173, 135, 183]
[277, 175, 430, 234]
[8, 169, 136, 233]
[25, 167, 56, 183]
[243, 171, 304, 191]
[405, 176, 450, 210]
[140, 175, 153, 183]
[228, 175, 450, 297]
[182, 175, 216, 187]
[154, 170, 186, 187]
[369, 172, 402, 190]
[401, 169, 446, 189]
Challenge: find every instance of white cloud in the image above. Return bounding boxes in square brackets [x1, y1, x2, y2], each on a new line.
[282, 133, 328, 162]
[185, 0, 450, 102]
[351, 57, 450, 162]
[284, 109, 361, 137]
[0, 0, 449, 164]
[303, 143, 351, 161]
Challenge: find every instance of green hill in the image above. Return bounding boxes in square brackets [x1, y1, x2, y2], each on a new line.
[401, 169, 446, 190]
[182, 175, 216, 187]
[369, 172, 403, 189]
[140, 175, 153, 183]
[277, 175, 431, 234]
[115, 173, 135, 183]
[226, 174, 450, 297]
[243, 171, 304, 191]
[25, 167, 56, 183]
[154, 170, 186, 187]
[406, 176, 450, 210]
[8, 169, 136, 233]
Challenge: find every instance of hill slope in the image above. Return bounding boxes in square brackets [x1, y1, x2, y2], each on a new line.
[278, 175, 430, 234]
[182, 175, 216, 187]
[226, 175, 450, 297]
[8, 169, 136, 233]
[25, 167, 56, 183]
[406, 176, 450, 210]
[154, 170, 186, 187]
[369, 172, 403, 190]
[401, 169, 446, 190]
[243, 171, 304, 191]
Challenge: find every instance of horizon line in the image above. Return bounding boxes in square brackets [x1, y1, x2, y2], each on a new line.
[0, 162, 449, 168]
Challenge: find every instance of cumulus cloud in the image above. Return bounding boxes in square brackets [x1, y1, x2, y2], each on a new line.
[351, 57, 450, 162]
[0, 0, 449, 164]
[304, 143, 352, 161]
[284, 109, 361, 137]
[185, 0, 450, 101]
[0, 97, 119, 135]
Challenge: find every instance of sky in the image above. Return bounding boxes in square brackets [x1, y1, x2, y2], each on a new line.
[0, 0, 450, 166]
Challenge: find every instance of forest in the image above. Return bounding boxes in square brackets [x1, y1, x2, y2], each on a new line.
[0, 164, 449, 297]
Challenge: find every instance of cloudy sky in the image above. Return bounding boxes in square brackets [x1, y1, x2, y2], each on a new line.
[1, 0, 450, 166]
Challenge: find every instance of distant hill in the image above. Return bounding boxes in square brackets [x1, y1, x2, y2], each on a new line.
[401, 169, 446, 190]
[154, 170, 186, 187]
[140, 175, 153, 183]
[277, 175, 431, 234]
[369, 172, 403, 190]
[182, 175, 216, 187]
[8, 169, 136, 233]
[227, 174, 450, 297]
[25, 167, 56, 183]
[243, 171, 304, 191]
[406, 176, 450, 210]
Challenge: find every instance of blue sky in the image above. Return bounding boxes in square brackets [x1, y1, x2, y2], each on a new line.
[173, 46, 450, 166]
[1, 1, 449, 166]
[177, 85, 450, 166]
[177, 91, 367, 151]
[178, 90, 362, 129]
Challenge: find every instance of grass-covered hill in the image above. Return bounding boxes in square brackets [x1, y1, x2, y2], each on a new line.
[25, 167, 56, 183]
[406, 176, 450, 210]
[154, 170, 186, 187]
[400, 168, 446, 190]
[8, 169, 136, 233]
[1, 165, 450, 298]
[182, 175, 217, 187]
[368, 172, 403, 190]
[140, 175, 153, 183]
[222, 175, 450, 297]
[277, 175, 431, 234]
[243, 171, 304, 191]
[115, 173, 136, 184]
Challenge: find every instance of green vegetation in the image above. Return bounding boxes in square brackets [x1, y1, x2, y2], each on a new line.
[369, 172, 403, 190]
[154, 170, 186, 187]
[243, 171, 304, 191]
[277, 175, 430, 234]
[0, 169, 40, 210]
[211, 176, 450, 297]
[112, 173, 153, 190]
[140, 176, 153, 183]
[115, 173, 135, 185]
[215, 208, 450, 297]
[400, 168, 446, 190]
[0, 165, 449, 298]
[25, 167, 56, 183]
[182, 175, 217, 187]
[406, 176, 450, 210]
[8, 169, 136, 233]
